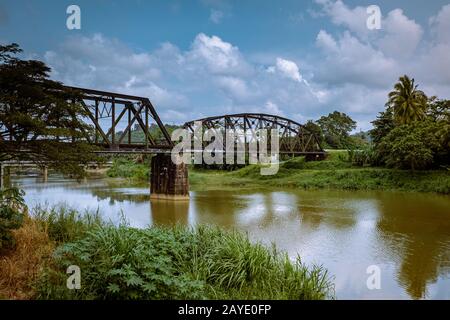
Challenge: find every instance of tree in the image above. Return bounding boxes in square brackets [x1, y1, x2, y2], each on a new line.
[427, 98, 450, 155]
[304, 120, 325, 147]
[370, 106, 395, 145]
[377, 120, 444, 170]
[316, 111, 357, 149]
[388, 75, 427, 125]
[0, 43, 99, 176]
[349, 131, 370, 149]
[427, 98, 450, 121]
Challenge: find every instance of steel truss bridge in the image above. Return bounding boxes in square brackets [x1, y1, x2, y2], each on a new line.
[183, 113, 325, 158]
[67, 86, 174, 153]
[1, 87, 325, 157]
[0, 86, 174, 154]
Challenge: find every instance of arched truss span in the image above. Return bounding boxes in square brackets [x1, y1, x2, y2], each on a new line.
[183, 113, 325, 156]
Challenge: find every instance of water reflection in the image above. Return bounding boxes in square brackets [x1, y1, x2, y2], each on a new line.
[10, 175, 450, 299]
[150, 200, 189, 226]
[374, 193, 450, 299]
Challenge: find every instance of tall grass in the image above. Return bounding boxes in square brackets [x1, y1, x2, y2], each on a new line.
[32, 204, 106, 243]
[36, 224, 334, 300]
[183, 226, 333, 299]
[1, 204, 108, 299]
[1, 204, 334, 300]
[0, 216, 54, 299]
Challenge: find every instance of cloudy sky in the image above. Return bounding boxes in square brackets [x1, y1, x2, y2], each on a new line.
[1, 0, 450, 130]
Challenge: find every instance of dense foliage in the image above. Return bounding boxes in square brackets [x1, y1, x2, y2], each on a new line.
[0, 187, 25, 251]
[36, 223, 333, 300]
[370, 107, 395, 145]
[106, 157, 150, 180]
[304, 111, 369, 149]
[304, 120, 325, 147]
[115, 123, 181, 144]
[388, 75, 427, 124]
[316, 111, 357, 149]
[370, 76, 450, 170]
[0, 43, 99, 177]
[377, 120, 445, 170]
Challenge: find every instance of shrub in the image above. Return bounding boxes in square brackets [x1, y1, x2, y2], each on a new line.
[348, 146, 380, 167]
[0, 188, 26, 252]
[106, 158, 149, 180]
[376, 121, 443, 170]
[36, 225, 334, 300]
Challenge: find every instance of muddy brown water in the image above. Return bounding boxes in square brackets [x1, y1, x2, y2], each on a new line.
[11, 174, 450, 299]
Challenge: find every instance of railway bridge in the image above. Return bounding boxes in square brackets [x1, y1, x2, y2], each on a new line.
[1, 87, 325, 199]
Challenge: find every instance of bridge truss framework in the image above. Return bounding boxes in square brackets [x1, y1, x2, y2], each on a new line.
[183, 113, 326, 158]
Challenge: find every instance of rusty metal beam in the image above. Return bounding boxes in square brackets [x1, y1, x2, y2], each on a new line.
[183, 113, 325, 154]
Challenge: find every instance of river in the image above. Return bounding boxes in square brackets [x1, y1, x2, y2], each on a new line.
[10, 174, 450, 300]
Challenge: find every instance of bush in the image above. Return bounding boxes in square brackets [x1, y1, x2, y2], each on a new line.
[106, 158, 149, 180]
[0, 188, 26, 252]
[348, 146, 380, 167]
[36, 225, 334, 300]
[376, 121, 443, 170]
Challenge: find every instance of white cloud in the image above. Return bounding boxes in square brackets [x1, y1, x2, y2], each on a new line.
[314, 30, 399, 88]
[262, 101, 282, 115]
[40, 0, 450, 131]
[161, 109, 193, 123]
[267, 57, 329, 103]
[429, 4, 450, 44]
[271, 57, 303, 82]
[316, 30, 338, 52]
[314, 0, 370, 38]
[315, 0, 423, 59]
[42, 33, 314, 123]
[187, 33, 253, 76]
[209, 9, 224, 24]
[376, 9, 423, 58]
[39, 31, 397, 129]
[43, 34, 186, 115]
[310, 1, 450, 129]
[216, 76, 255, 102]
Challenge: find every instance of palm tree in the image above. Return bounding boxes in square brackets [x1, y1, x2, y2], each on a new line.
[388, 75, 427, 125]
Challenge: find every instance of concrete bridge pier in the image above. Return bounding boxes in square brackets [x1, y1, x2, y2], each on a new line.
[0, 163, 11, 189]
[0, 163, 4, 189]
[42, 166, 48, 182]
[150, 154, 189, 200]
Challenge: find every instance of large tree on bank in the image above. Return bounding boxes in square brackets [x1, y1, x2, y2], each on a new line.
[388, 75, 427, 125]
[0, 43, 98, 176]
[316, 111, 357, 149]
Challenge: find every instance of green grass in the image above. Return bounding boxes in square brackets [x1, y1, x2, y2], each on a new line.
[32, 204, 107, 244]
[104, 150, 450, 194]
[35, 223, 334, 300]
[189, 154, 450, 194]
[106, 158, 149, 181]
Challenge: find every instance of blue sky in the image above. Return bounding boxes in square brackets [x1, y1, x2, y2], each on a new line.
[1, 0, 450, 129]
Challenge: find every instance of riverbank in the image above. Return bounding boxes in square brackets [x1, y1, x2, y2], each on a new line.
[0, 205, 334, 300]
[189, 165, 450, 194]
[106, 152, 450, 194]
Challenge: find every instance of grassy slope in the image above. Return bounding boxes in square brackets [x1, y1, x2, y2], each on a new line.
[189, 151, 450, 194]
[105, 152, 450, 194]
[0, 205, 333, 300]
